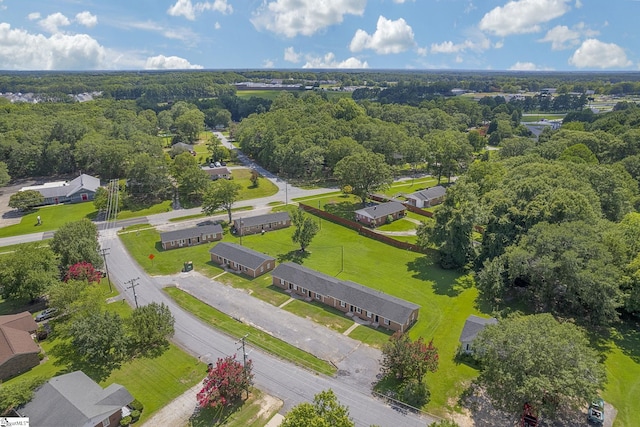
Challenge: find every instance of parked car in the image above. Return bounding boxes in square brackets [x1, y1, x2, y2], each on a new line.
[588, 398, 605, 425]
[35, 308, 57, 322]
[214, 161, 222, 167]
[220, 161, 227, 166]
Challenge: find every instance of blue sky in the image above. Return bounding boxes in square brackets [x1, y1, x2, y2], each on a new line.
[0, 0, 637, 71]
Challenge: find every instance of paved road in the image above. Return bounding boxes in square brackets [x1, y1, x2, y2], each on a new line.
[102, 230, 434, 427]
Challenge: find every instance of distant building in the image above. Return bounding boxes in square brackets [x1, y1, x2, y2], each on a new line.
[0, 312, 40, 381]
[405, 185, 447, 208]
[18, 371, 134, 427]
[459, 315, 498, 354]
[202, 166, 232, 180]
[209, 242, 276, 278]
[354, 201, 406, 227]
[233, 212, 291, 236]
[20, 174, 100, 206]
[160, 224, 223, 250]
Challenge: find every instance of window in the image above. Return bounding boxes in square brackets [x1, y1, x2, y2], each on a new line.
[102, 418, 110, 427]
[315, 293, 321, 299]
[356, 307, 362, 314]
[294, 285, 298, 291]
[340, 301, 346, 308]
[280, 279, 284, 285]
[384, 319, 390, 326]
[367, 311, 373, 318]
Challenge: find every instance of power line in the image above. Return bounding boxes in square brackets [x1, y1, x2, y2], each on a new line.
[125, 277, 141, 308]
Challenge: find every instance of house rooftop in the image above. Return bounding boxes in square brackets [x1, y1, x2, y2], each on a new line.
[272, 262, 420, 325]
[160, 224, 223, 243]
[209, 242, 275, 270]
[408, 185, 446, 201]
[459, 315, 498, 343]
[0, 312, 39, 366]
[20, 174, 100, 199]
[234, 212, 290, 228]
[354, 201, 405, 220]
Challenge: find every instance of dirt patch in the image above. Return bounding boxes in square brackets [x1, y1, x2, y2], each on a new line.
[253, 393, 283, 422]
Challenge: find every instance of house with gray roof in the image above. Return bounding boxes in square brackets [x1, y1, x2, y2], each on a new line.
[459, 314, 498, 354]
[406, 185, 447, 208]
[209, 242, 276, 278]
[202, 166, 232, 180]
[233, 212, 291, 236]
[272, 262, 420, 332]
[18, 370, 134, 427]
[160, 224, 223, 250]
[354, 201, 406, 228]
[0, 312, 40, 381]
[20, 174, 100, 206]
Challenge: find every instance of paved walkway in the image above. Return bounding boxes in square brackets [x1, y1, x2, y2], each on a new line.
[153, 271, 382, 390]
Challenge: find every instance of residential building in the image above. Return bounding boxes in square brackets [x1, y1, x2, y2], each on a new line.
[272, 262, 420, 332]
[405, 185, 447, 208]
[209, 242, 276, 278]
[354, 201, 406, 227]
[233, 212, 291, 236]
[18, 371, 134, 427]
[0, 312, 40, 381]
[459, 314, 498, 354]
[202, 166, 232, 180]
[160, 224, 223, 250]
[19, 174, 100, 206]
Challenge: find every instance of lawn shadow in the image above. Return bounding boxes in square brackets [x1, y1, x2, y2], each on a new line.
[324, 201, 360, 221]
[610, 317, 640, 364]
[48, 338, 121, 382]
[406, 256, 463, 297]
[189, 396, 248, 427]
[277, 249, 310, 264]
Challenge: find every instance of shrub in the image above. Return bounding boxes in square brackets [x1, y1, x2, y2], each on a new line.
[399, 378, 430, 408]
[120, 415, 132, 426]
[130, 399, 144, 411]
[130, 410, 141, 421]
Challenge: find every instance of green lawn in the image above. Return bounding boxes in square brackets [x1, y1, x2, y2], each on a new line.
[189, 388, 282, 427]
[376, 218, 418, 232]
[281, 299, 354, 334]
[117, 200, 173, 220]
[0, 202, 97, 238]
[165, 286, 335, 376]
[232, 168, 279, 201]
[379, 177, 444, 197]
[169, 206, 253, 223]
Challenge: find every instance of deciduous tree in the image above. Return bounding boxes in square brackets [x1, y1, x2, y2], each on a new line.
[291, 208, 319, 252]
[65, 261, 103, 283]
[0, 161, 10, 187]
[333, 152, 392, 205]
[280, 389, 354, 427]
[50, 218, 103, 270]
[197, 355, 253, 410]
[474, 314, 606, 419]
[129, 302, 175, 352]
[0, 244, 59, 302]
[8, 190, 44, 211]
[381, 333, 439, 381]
[202, 179, 241, 223]
[69, 311, 128, 366]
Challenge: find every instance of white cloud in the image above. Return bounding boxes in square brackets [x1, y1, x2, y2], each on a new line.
[27, 12, 41, 21]
[263, 59, 275, 68]
[569, 39, 632, 69]
[144, 55, 203, 69]
[284, 47, 301, 63]
[214, 22, 221, 30]
[0, 23, 107, 69]
[539, 22, 598, 50]
[118, 20, 198, 43]
[479, 0, 572, 36]
[251, 0, 366, 38]
[75, 11, 98, 28]
[509, 61, 553, 71]
[575, 0, 582, 8]
[167, 0, 232, 20]
[302, 52, 368, 69]
[39, 12, 71, 34]
[416, 46, 427, 56]
[349, 16, 415, 54]
[431, 35, 491, 54]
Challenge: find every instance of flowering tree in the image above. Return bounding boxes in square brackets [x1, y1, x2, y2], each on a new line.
[65, 261, 103, 284]
[381, 332, 439, 381]
[197, 355, 253, 410]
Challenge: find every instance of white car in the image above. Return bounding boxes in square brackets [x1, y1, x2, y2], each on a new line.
[35, 308, 57, 322]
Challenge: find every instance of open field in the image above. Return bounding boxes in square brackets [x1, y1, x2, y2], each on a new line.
[231, 167, 279, 201]
[0, 202, 97, 238]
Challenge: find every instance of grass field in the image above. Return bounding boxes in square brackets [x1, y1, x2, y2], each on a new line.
[231, 168, 279, 201]
[0, 202, 97, 238]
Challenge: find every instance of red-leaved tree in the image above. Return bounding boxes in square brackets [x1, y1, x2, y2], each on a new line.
[197, 355, 253, 410]
[65, 261, 103, 284]
[381, 332, 439, 381]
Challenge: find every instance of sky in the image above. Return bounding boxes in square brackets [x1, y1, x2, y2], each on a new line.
[0, 0, 638, 71]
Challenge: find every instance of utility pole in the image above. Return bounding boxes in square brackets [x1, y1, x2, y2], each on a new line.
[125, 277, 141, 308]
[285, 183, 288, 205]
[236, 334, 249, 398]
[98, 247, 112, 292]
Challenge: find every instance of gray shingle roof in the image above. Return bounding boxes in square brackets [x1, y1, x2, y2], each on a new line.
[354, 201, 405, 220]
[408, 185, 446, 201]
[209, 242, 275, 270]
[19, 371, 133, 427]
[272, 262, 420, 325]
[160, 224, 223, 243]
[234, 212, 290, 228]
[21, 174, 100, 200]
[459, 315, 498, 343]
[202, 166, 231, 176]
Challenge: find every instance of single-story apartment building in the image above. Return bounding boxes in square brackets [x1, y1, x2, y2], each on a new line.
[0, 312, 40, 381]
[20, 173, 100, 206]
[233, 212, 291, 236]
[272, 262, 420, 332]
[354, 201, 406, 228]
[202, 166, 232, 180]
[209, 242, 276, 278]
[18, 370, 134, 427]
[459, 314, 498, 354]
[405, 185, 447, 208]
[160, 224, 223, 250]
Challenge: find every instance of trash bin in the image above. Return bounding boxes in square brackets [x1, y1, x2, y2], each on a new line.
[183, 261, 193, 272]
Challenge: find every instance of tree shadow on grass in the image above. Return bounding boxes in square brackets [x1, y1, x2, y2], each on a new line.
[406, 257, 464, 297]
[189, 397, 247, 427]
[277, 249, 310, 264]
[48, 339, 122, 383]
[324, 201, 360, 220]
[609, 317, 640, 364]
